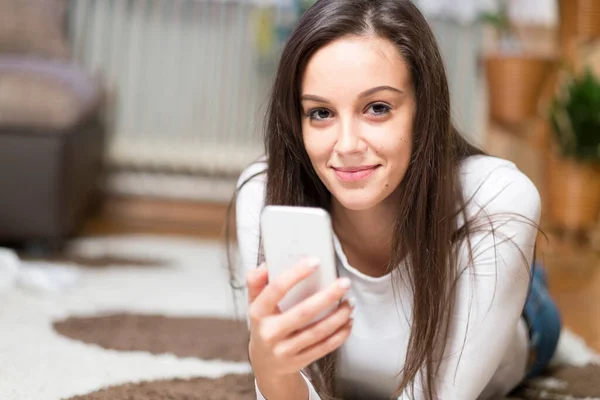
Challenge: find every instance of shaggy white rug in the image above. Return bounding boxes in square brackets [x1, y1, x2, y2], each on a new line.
[0, 235, 598, 400]
[0, 235, 250, 400]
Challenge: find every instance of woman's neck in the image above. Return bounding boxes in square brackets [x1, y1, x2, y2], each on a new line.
[331, 197, 397, 277]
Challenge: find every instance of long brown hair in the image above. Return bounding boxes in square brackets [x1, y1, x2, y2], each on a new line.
[230, 0, 489, 398]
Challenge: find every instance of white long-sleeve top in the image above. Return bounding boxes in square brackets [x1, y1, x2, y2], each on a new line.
[236, 155, 540, 400]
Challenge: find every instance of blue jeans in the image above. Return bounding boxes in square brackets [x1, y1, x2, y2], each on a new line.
[522, 262, 562, 378]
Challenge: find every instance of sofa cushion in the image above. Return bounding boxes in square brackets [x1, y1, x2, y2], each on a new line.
[0, 0, 70, 60]
[0, 57, 103, 130]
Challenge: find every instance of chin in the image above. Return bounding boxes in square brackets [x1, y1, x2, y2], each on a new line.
[331, 189, 382, 211]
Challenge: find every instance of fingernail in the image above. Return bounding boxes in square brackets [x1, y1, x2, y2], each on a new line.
[338, 277, 351, 289]
[306, 257, 320, 269]
[348, 297, 356, 308]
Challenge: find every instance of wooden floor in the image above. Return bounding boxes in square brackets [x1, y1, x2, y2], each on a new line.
[83, 195, 233, 241]
[84, 124, 600, 350]
[538, 234, 600, 350]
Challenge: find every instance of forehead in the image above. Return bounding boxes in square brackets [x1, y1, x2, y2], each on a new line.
[301, 35, 411, 95]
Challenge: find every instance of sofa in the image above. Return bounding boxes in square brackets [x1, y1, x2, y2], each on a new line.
[0, 0, 106, 246]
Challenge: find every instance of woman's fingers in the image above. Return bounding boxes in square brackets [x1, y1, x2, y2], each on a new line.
[250, 258, 319, 320]
[247, 264, 269, 304]
[276, 278, 351, 337]
[275, 300, 354, 357]
[294, 317, 353, 368]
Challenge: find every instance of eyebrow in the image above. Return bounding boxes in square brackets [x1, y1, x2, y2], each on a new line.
[300, 85, 404, 104]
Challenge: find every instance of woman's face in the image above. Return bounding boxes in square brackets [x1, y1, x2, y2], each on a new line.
[301, 35, 415, 211]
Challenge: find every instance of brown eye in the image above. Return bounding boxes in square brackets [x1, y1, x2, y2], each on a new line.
[308, 108, 334, 121]
[366, 103, 391, 116]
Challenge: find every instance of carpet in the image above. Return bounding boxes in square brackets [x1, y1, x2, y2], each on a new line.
[1, 234, 599, 400]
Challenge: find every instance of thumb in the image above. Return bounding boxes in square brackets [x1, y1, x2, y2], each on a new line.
[247, 263, 268, 304]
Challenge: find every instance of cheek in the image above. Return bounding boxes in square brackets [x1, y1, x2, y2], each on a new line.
[374, 131, 412, 160]
[303, 129, 333, 163]
[375, 131, 412, 185]
[370, 109, 414, 157]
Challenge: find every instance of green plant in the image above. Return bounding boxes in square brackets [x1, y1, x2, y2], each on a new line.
[480, 0, 522, 52]
[480, 10, 510, 37]
[299, 0, 317, 14]
[550, 68, 600, 162]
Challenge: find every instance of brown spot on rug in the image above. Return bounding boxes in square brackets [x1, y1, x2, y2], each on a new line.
[20, 253, 167, 268]
[66, 374, 255, 400]
[64, 367, 600, 400]
[511, 364, 600, 399]
[54, 313, 600, 399]
[53, 314, 249, 362]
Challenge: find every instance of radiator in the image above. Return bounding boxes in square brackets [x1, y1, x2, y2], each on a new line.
[68, 0, 484, 201]
[68, 0, 289, 174]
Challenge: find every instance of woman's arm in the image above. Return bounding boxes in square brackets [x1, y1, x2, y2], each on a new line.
[254, 371, 319, 400]
[235, 163, 325, 400]
[235, 161, 266, 285]
[399, 164, 541, 399]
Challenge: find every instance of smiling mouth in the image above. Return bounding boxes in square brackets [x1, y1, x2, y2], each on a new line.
[332, 165, 380, 182]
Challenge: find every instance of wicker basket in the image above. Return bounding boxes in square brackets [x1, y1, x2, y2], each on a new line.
[559, 0, 600, 58]
[548, 154, 600, 232]
[485, 55, 554, 126]
[579, 0, 600, 38]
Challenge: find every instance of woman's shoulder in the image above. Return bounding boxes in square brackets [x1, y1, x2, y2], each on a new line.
[458, 155, 541, 221]
[237, 157, 268, 189]
[236, 157, 268, 210]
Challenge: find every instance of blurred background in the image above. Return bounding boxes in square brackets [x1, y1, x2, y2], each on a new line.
[0, 0, 599, 397]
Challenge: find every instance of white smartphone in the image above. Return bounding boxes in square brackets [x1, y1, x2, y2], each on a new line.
[260, 205, 339, 321]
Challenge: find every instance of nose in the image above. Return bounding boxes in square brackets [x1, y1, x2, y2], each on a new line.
[333, 117, 366, 155]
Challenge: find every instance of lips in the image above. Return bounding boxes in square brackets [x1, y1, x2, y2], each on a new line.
[333, 165, 379, 182]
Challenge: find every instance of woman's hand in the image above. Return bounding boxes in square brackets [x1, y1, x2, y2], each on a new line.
[247, 258, 353, 381]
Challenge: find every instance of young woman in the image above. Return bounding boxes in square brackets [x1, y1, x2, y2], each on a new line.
[233, 0, 562, 399]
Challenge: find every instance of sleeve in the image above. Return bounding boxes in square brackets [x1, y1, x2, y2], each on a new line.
[235, 161, 267, 282]
[255, 372, 322, 400]
[235, 162, 322, 400]
[398, 164, 541, 400]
